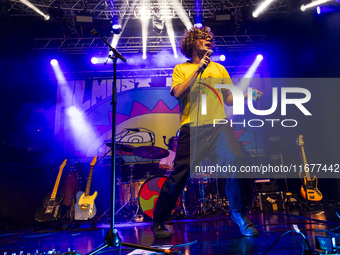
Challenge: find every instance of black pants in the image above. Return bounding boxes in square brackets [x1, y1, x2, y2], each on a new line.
[153, 123, 248, 222]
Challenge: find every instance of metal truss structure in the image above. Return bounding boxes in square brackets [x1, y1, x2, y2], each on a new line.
[6, 0, 282, 78]
[33, 34, 271, 53]
[63, 64, 254, 79]
[7, 0, 289, 20]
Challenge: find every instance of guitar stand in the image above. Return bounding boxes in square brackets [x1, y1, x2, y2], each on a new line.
[282, 192, 313, 211]
[87, 30, 179, 255]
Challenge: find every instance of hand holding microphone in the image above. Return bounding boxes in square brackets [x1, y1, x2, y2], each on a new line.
[199, 50, 213, 72]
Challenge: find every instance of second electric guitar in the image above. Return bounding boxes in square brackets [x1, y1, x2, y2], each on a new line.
[297, 135, 323, 201]
[74, 156, 98, 220]
[35, 159, 67, 222]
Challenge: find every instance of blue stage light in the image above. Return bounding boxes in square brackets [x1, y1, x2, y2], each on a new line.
[317, 6, 321, 14]
[194, 23, 203, 28]
[91, 57, 98, 64]
[256, 54, 264, 61]
[50, 59, 58, 66]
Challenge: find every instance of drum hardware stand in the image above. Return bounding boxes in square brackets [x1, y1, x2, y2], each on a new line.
[178, 187, 190, 217]
[88, 30, 178, 255]
[192, 179, 209, 216]
[115, 164, 139, 221]
[210, 178, 228, 214]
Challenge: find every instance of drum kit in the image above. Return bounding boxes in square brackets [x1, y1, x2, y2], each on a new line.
[108, 141, 229, 222]
[108, 142, 168, 221]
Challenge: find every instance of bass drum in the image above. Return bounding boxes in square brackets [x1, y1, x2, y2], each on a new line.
[118, 180, 145, 204]
[138, 176, 180, 218]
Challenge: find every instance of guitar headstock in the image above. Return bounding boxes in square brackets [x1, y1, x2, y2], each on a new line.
[90, 156, 98, 167]
[60, 159, 67, 169]
[296, 134, 304, 147]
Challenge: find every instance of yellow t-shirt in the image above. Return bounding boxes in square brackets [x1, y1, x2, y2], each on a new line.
[171, 61, 233, 127]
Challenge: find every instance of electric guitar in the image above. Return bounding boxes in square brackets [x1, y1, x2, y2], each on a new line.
[74, 156, 98, 220]
[297, 135, 323, 201]
[35, 159, 67, 222]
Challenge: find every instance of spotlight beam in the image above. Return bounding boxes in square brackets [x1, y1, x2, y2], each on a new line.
[172, 0, 193, 30]
[51, 61, 67, 85]
[158, 0, 178, 58]
[19, 0, 50, 20]
[141, 17, 149, 59]
[238, 55, 263, 92]
[164, 18, 178, 58]
[105, 15, 131, 64]
[252, 0, 277, 18]
[301, 0, 332, 11]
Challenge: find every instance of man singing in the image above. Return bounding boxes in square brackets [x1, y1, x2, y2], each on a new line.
[151, 26, 261, 239]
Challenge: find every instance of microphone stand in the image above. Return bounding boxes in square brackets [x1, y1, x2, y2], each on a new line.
[87, 30, 179, 255]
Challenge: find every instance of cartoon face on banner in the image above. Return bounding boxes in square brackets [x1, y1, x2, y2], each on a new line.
[89, 87, 181, 157]
[55, 85, 181, 157]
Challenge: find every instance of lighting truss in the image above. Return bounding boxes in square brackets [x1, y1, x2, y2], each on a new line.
[33, 35, 272, 53]
[8, 0, 289, 20]
[59, 65, 253, 79]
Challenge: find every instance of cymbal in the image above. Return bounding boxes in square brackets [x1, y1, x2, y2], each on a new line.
[106, 143, 135, 155]
[132, 146, 169, 159]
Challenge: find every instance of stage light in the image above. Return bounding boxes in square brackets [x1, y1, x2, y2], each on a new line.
[301, 0, 332, 12]
[91, 57, 98, 64]
[220, 55, 226, 61]
[315, 4, 338, 14]
[316, 6, 321, 14]
[256, 54, 264, 61]
[112, 24, 122, 34]
[112, 15, 122, 34]
[50, 59, 58, 66]
[19, 0, 50, 20]
[252, 0, 277, 18]
[142, 54, 147, 59]
[194, 23, 203, 28]
[152, 13, 165, 34]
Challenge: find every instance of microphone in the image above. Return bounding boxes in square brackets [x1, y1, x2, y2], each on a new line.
[127, 128, 140, 132]
[91, 29, 127, 63]
[206, 49, 213, 58]
[200, 50, 213, 72]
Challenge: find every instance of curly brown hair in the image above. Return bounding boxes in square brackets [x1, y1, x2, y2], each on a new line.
[179, 26, 215, 59]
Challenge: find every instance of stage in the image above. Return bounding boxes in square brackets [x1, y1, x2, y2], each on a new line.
[2, 1, 340, 255]
[1, 205, 340, 255]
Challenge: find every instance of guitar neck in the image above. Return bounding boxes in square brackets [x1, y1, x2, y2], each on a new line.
[51, 159, 67, 200]
[300, 145, 310, 179]
[85, 166, 94, 196]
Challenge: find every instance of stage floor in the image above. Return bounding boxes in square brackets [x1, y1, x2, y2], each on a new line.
[1, 206, 340, 255]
